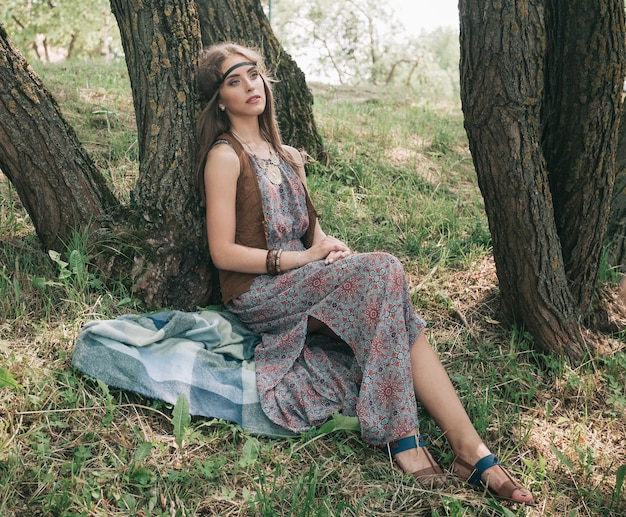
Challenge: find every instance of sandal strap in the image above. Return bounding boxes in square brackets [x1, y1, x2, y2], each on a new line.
[387, 434, 426, 456]
[412, 465, 443, 478]
[468, 454, 500, 486]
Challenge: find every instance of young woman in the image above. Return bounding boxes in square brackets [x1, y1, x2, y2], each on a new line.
[196, 42, 534, 506]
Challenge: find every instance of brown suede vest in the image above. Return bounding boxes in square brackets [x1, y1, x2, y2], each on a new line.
[216, 133, 318, 303]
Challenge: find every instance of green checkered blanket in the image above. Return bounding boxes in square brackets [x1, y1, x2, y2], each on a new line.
[71, 309, 293, 437]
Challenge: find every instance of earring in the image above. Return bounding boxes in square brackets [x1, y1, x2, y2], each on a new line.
[219, 105, 225, 111]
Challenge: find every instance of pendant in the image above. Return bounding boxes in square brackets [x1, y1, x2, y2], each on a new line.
[264, 162, 282, 185]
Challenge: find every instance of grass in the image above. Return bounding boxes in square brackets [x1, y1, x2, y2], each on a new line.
[1, 58, 626, 516]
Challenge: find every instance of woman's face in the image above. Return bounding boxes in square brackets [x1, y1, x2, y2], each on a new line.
[218, 54, 266, 119]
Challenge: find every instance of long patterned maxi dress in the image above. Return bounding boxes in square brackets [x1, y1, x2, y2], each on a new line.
[226, 151, 427, 447]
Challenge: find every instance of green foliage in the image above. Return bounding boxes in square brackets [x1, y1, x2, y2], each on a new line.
[1, 0, 123, 61]
[317, 413, 361, 435]
[31, 231, 106, 310]
[596, 352, 626, 416]
[33, 248, 102, 292]
[239, 436, 261, 467]
[273, 0, 392, 84]
[599, 243, 623, 284]
[612, 465, 626, 515]
[0, 366, 22, 390]
[172, 394, 191, 452]
[272, 0, 460, 98]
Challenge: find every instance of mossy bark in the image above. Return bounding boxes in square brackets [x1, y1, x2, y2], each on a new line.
[110, 0, 217, 309]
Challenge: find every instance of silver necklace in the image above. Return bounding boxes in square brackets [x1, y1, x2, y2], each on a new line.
[230, 130, 282, 185]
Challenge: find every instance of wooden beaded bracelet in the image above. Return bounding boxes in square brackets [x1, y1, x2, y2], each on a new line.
[266, 249, 276, 275]
[275, 249, 283, 274]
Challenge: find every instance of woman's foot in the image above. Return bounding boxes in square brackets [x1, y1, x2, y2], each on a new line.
[453, 454, 535, 505]
[386, 434, 445, 486]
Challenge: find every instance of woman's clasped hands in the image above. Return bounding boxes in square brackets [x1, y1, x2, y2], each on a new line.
[307, 235, 352, 265]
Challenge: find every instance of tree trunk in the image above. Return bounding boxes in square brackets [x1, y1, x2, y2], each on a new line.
[110, 0, 215, 309]
[196, 0, 326, 161]
[542, 0, 626, 315]
[607, 99, 626, 271]
[460, 0, 626, 361]
[458, 0, 622, 361]
[0, 25, 119, 252]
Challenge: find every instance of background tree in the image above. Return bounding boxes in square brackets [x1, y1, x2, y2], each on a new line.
[459, 0, 626, 362]
[0, 0, 322, 309]
[271, 0, 399, 85]
[1, 0, 122, 60]
[271, 0, 460, 100]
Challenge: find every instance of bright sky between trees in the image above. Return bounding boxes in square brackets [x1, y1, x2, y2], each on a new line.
[272, 0, 461, 84]
[390, 0, 459, 33]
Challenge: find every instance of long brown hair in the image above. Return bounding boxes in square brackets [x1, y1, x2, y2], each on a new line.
[195, 42, 295, 205]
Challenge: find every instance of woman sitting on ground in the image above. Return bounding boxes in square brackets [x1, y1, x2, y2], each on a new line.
[195, 41, 535, 506]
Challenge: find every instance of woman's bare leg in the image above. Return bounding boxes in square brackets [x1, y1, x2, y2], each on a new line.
[410, 331, 534, 503]
[308, 316, 533, 501]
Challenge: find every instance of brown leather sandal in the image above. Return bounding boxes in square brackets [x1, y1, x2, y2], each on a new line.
[454, 454, 536, 506]
[386, 434, 445, 482]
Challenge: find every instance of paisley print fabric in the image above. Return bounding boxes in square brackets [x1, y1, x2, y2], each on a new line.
[227, 153, 426, 446]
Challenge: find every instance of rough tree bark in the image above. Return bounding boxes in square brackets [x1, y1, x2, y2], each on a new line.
[109, 0, 215, 309]
[542, 0, 625, 313]
[196, 0, 325, 160]
[0, 24, 120, 252]
[608, 100, 626, 270]
[459, 0, 626, 362]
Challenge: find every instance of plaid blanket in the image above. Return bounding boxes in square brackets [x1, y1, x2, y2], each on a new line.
[71, 309, 294, 437]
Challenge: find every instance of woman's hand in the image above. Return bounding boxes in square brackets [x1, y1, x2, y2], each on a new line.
[305, 236, 352, 265]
